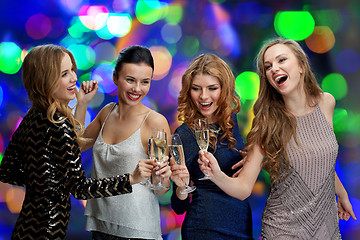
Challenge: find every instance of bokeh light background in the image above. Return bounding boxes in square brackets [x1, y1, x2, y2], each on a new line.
[0, 0, 359, 239]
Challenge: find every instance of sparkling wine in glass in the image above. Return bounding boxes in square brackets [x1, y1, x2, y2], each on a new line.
[169, 134, 196, 194]
[194, 118, 212, 180]
[150, 129, 169, 190]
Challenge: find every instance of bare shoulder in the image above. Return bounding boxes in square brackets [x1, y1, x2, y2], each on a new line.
[97, 102, 117, 122]
[318, 92, 335, 126]
[318, 92, 335, 113]
[146, 110, 170, 129]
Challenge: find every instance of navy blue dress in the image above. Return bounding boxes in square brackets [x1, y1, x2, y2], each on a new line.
[171, 115, 253, 239]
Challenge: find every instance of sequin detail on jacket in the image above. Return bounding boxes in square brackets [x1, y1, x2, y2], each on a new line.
[0, 108, 132, 240]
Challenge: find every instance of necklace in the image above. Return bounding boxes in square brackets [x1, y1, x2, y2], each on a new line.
[210, 127, 221, 134]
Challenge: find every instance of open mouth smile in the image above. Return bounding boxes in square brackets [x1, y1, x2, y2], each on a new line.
[199, 102, 213, 110]
[127, 92, 141, 100]
[274, 75, 288, 87]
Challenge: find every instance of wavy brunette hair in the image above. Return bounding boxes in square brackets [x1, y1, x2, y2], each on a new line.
[177, 54, 241, 150]
[22, 44, 85, 144]
[245, 38, 323, 183]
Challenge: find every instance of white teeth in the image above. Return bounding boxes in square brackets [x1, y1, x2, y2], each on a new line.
[275, 75, 286, 82]
[200, 102, 211, 106]
[129, 93, 140, 99]
[67, 86, 75, 90]
[275, 76, 282, 82]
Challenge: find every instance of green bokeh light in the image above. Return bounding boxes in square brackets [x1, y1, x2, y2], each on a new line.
[181, 36, 199, 57]
[321, 73, 348, 100]
[68, 17, 91, 39]
[235, 71, 260, 101]
[333, 108, 348, 134]
[0, 154, 3, 165]
[311, 9, 342, 33]
[68, 44, 96, 71]
[96, 26, 114, 40]
[157, 186, 172, 205]
[0, 42, 22, 74]
[347, 113, 360, 137]
[274, 11, 315, 40]
[165, 4, 183, 24]
[135, 0, 167, 25]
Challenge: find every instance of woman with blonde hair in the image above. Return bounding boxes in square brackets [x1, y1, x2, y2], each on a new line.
[170, 54, 253, 239]
[199, 38, 356, 239]
[0, 44, 149, 239]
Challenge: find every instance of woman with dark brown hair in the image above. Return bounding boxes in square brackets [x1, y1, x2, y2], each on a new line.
[170, 54, 253, 239]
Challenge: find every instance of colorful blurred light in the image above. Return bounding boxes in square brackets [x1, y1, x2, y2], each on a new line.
[25, 14, 52, 40]
[0, 42, 22, 74]
[107, 14, 132, 37]
[95, 26, 114, 40]
[112, 0, 133, 13]
[161, 23, 182, 44]
[321, 73, 348, 100]
[157, 187, 172, 205]
[333, 108, 348, 134]
[78, 5, 109, 30]
[135, 0, 167, 25]
[5, 186, 25, 214]
[150, 46, 172, 80]
[91, 64, 116, 94]
[305, 26, 335, 54]
[68, 17, 91, 39]
[142, 96, 158, 111]
[214, 23, 240, 57]
[166, 228, 181, 240]
[274, 11, 315, 40]
[68, 44, 96, 71]
[160, 206, 177, 235]
[181, 36, 199, 58]
[165, 4, 183, 24]
[335, 49, 360, 74]
[312, 9, 344, 33]
[0, 85, 3, 107]
[93, 42, 117, 65]
[48, 18, 65, 39]
[168, 65, 187, 99]
[235, 71, 260, 101]
[60, 0, 84, 13]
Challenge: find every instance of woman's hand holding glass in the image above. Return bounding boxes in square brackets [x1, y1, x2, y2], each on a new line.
[130, 159, 155, 185]
[194, 118, 212, 180]
[149, 128, 170, 191]
[198, 150, 223, 180]
[169, 134, 196, 194]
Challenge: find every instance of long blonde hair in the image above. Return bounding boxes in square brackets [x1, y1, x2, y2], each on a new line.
[245, 38, 323, 183]
[22, 44, 85, 143]
[177, 54, 241, 150]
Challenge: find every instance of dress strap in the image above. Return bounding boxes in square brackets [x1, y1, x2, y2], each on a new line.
[139, 110, 153, 130]
[102, 102, 117, 127]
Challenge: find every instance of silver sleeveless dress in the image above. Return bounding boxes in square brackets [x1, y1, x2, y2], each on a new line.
[85, 103, 162, 239]
[261, 105, 341, 240]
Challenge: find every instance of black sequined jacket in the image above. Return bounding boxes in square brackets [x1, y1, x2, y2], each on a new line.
[0, 107, 132, 240]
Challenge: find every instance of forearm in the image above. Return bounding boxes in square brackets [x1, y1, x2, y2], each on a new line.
[335, 172, 348, 199]
[74, 101, 88, 126]
[212, 172, 254, 200]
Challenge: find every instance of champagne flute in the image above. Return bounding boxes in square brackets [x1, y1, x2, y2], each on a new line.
[194, 118, 212, 180]
[140, 138, 155, 186]
[150, 129, 170, 190]
[169, 134, 196, 194]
